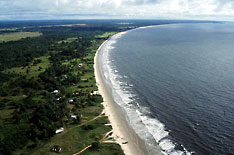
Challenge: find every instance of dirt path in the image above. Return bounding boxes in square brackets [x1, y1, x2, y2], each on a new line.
[74, 111, 104, 129]
[72, 145, 92, 155]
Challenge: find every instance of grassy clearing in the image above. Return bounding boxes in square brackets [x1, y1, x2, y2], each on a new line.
[17, 117, 122, 155]
[58, 37, 78, 44]
[40, 24, 86, 28]
[0, 28, 18, 31]
[119, 26, 138, 30]
[63, 44, 98, 92]
[15, 99, 123, 155]
[0, 32, 42, 42]
[0, 95, 27, 126]
[0, 107, 14, 125]
[4, 56, 50, 78]
[95, 32, 117, 39]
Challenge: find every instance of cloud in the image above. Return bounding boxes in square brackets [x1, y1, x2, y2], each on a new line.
[124, 0, 160, 5]
[0, 0, 234, 20]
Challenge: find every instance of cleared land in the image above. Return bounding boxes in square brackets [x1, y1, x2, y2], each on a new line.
[39, 24, 86, 28]
[58, 37, 78, 44]
[0, 32, 42, 42]
[4, 56, 50, 78]
[95, 32, 117, 39]
[0, 28, 18, 31]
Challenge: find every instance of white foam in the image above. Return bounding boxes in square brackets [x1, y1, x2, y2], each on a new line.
[159, 139, 175, 152]
[98, 32, 193, 155]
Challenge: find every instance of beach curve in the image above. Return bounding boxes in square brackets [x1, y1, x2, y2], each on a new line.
[94, 34, 150, 155]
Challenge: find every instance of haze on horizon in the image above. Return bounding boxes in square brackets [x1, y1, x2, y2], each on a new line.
[0, 0, 234, 21]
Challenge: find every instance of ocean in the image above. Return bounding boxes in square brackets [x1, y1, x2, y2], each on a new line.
[98, 23, 234, 155]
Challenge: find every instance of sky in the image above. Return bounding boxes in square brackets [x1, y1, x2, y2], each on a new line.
[0, 0, 234, 21]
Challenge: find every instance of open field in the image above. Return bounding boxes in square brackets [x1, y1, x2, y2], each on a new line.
[40, 24, 86, 28]
[16, 103, 122, 155]
[0, 24, 86, 34]
[0, 28, 18, 31]
[58, 37, 79, 44]
[0, 32, 42, 42]
[4, 56, 50, 78]
[95, 32, 117, 39]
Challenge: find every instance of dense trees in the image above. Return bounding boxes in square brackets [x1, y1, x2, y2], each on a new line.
[0, 26, 96, 154]
[0, 37, 50, 70]
[0, 124, 30, 154]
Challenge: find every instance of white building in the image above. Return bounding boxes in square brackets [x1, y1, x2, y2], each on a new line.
[53, 90, 59, 94]
[70, 114, 77, 119]
[55, 127, 64, 134]
[69, 99, 74, 103]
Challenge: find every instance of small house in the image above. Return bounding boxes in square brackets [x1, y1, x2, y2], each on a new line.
[70, 114, 77, 119]
[55, 127, 64, 134]
[53, 90, 59, 94]
[68, 99, 74, 104]
[81, 78, 88, 82]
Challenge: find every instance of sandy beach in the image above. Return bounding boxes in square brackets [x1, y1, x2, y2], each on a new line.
[94, 39, 150, 155]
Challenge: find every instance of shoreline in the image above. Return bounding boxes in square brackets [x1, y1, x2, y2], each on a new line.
[94, 37, 150, 155]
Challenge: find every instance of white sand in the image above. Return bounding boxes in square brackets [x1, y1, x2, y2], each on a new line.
[94, 39, 149, 155]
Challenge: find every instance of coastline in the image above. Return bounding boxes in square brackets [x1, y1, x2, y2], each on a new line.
[94, 37, 150, 155]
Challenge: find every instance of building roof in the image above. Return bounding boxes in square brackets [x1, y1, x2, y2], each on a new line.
[55, 127, 64, 134]
[70, 114, 77, 119]
[53, 90, 59, 93]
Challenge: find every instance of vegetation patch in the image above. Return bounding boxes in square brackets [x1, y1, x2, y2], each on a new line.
[40, 24, 86, 28]
[95, 32, 117, 39]
[0, 107, 14, 125]
[0, 28, 18, 31]
[4, 56, 50, 78]
[0, 32, 42, 43]
[58, 37, 79, 44]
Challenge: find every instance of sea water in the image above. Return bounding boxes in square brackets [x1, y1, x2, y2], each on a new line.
[98, 23, 234, 155]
